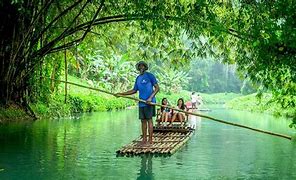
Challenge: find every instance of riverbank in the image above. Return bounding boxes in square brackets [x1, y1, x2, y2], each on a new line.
[0, 104, 33, 123]
[226, 93, 294, 116]
[226, 93, 296, 128]
[2, 91, 295, 130]
[32, 91, 240, 119]
[0, 91, 241, 124]
[3, 75, 293, 127]
[32, 75, 243, 119]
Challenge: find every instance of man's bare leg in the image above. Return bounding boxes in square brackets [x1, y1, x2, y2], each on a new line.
[148, 119, 153, 144]
[141, 119, 147, 145]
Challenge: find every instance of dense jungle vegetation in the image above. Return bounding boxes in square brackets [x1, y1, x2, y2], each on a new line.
[0, 0, 295, 128]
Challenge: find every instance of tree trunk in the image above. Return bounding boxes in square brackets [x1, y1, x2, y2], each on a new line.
[0, 1, 36, 119]
[0, 1, 21, 105]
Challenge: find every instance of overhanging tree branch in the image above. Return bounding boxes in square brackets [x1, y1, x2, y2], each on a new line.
[30, 0, 90, 59]
[11, 0, 54, 66]
[48, 0, 105, 53]
[30, 0, 84, 48]
[79, 0, 105, 43]
[20, 1, 91, 80]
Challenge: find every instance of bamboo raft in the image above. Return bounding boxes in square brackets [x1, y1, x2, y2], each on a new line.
[116, 126, 195, 156]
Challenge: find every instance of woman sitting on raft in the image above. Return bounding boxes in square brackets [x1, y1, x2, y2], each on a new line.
[171, 98, 187, 127]
[159, 98, 172, 126]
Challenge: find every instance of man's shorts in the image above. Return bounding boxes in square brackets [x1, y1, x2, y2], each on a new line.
[139, 105, 156, 120]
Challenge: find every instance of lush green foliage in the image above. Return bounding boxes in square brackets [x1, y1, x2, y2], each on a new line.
[1, 1, 295, 128]
[153, 64, 191, 93]
[199, 1, 296, 114]
[32, 93, 135, 119]
[31, 75, 136, 118]
[187, 58, 255, 94]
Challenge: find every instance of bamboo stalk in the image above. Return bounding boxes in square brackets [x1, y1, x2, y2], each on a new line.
[46, 77, 293, 141]
[64, 41, 67, 103]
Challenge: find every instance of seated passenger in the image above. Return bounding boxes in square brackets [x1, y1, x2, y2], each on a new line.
[171, 98, 187, 127]
[159, 98, 172, 126]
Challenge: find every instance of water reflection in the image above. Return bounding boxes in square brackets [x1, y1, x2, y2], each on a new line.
[188, 109, 201, 130]
[137, 155, 154, 180]
[1, 108, 296, 179]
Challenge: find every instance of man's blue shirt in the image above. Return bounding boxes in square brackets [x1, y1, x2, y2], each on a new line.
[133, 72, 157, 107]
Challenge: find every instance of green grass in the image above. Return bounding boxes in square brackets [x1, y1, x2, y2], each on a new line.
[226, 93, 295, 117]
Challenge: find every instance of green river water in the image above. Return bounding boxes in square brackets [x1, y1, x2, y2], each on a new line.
[0, 106, 295, 179]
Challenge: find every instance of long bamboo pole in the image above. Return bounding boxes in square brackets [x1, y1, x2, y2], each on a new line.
[46, 78, 293, 141]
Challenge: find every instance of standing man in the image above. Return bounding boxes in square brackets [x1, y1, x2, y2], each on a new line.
[115, 61, 159, 146]
[191, 92, 197, 109]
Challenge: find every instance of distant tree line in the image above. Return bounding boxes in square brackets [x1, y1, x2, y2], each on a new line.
[186, 58, 255, 94]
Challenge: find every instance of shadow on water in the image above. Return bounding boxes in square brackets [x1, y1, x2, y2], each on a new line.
[188, 109, 202, 130]
[137, 155, 154, 180]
